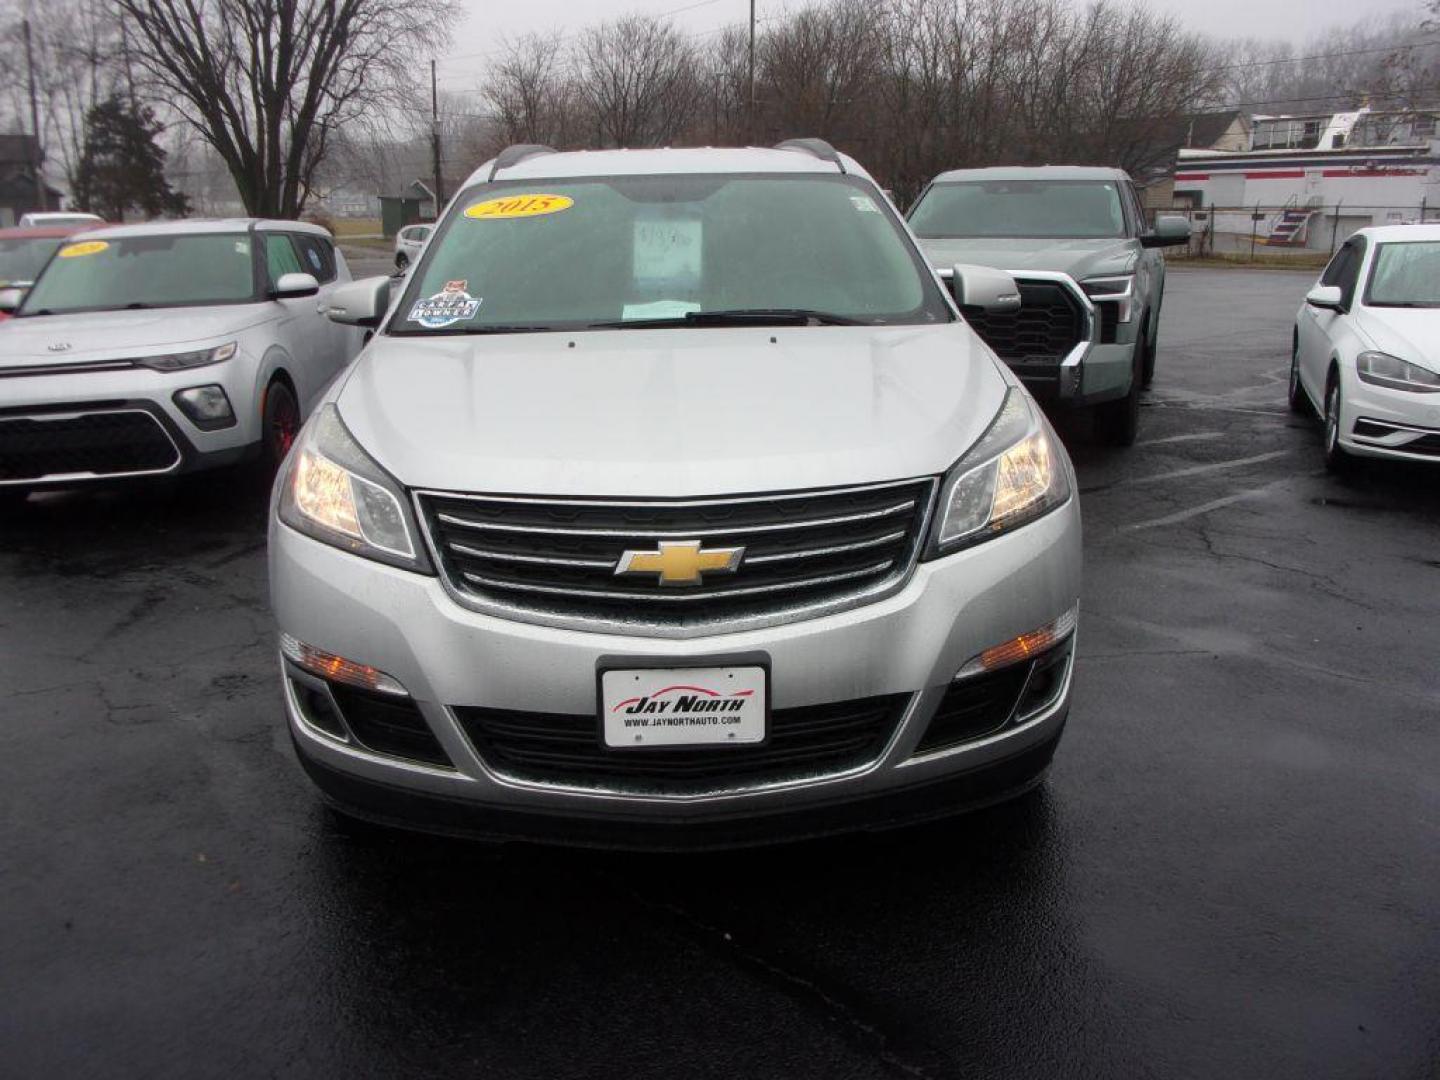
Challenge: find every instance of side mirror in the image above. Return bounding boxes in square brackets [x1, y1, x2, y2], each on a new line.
[0, 287, 24, 314]
[1305, 284, 1344, 311]
[945, 263, 1022, 313]
[326, 276, 392, 328]
[1142, 214, 1191, 248]
[273, 272, 320, 299]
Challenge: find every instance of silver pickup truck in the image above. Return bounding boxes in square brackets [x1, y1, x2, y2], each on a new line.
[908, 166, 1189, 445]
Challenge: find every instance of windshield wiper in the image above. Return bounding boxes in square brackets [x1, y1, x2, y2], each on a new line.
[392, 324, 556, 336]
[590, 308, 866, 329]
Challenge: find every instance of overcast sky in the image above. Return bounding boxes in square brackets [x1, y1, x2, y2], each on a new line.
[435, 0, 1422, 92]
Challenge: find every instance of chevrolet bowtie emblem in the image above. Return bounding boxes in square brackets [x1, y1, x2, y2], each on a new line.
[615, 540, 745, 587]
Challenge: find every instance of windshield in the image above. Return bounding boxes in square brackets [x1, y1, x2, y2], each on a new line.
[18, 233, 258, 316]
[0, 236, 65, 285]
[1366, 241, 1440, 307]
[909, 180, 1127, 240]
[390, 173, 951, 333]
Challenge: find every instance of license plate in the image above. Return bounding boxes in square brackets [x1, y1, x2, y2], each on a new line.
[600, 666, 767, 748]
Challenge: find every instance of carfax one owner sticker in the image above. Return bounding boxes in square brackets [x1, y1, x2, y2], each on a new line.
[408, 279, 482, 329]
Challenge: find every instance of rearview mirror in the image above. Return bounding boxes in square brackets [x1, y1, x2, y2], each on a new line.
[1141, 214, 1191, 248]
[273, 272, 320, 299]
[1305, 284, 1344, 311]
[945, 264, 1022, 313]
[0, 287, 23, 313]
[326, 276, 392, 328]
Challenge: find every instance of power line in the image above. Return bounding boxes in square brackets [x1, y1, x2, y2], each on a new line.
[1216, 39, 1436, 72]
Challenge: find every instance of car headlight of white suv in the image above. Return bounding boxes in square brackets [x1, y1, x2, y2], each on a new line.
[278, 405, 432, 572]
[1356, 351, 1440, 393]
[926, 388, 1071, 558]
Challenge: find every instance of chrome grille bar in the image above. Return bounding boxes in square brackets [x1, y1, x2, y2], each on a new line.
[435, 499, 917, 539]
[463, 560, 895, 602]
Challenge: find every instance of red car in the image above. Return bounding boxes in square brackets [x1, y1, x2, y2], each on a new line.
[0, 224, 97, 321]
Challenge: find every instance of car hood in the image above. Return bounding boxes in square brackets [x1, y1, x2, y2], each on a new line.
[0, 305, 274, 365]
[333, 324, 1009, 497]
[917, 237, 1137, 281]
[1355, 307, 1440, 374]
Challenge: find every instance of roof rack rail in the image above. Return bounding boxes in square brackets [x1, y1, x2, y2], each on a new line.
[488, 144, 557, 182]
[773, 138, 846, 174]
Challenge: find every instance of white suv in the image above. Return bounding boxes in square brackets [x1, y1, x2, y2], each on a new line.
[0, 219, 362, 502]
[270, 142, 1082, 847]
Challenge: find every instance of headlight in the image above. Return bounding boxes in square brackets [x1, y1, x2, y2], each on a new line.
[277, 404, 432, 573]
[1081, 275, 1135, 323]
[925, 388, 1071, 558]
[135, 341, 237, 371]
[1356, 351, 1440, 393]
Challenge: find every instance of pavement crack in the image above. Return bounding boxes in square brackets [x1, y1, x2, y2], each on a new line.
[597, 876, 941, 1079]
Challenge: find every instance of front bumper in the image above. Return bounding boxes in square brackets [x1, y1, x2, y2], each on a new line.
[271, 492, 1082, 846]
[0, 358, 263, 487]
[1338, 367, 1440, 462]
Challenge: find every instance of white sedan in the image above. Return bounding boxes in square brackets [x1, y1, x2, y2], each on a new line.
[393, 223, 431, 271]
[0, 219, 363, 504]
[1292, 224, 1440, 469]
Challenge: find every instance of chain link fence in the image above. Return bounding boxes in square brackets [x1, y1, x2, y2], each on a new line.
[1160, 204, 1436, 263]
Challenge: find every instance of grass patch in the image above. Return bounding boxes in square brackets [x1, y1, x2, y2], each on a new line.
[329, 218, 383, 238]
[1171, 252, 1330, 271]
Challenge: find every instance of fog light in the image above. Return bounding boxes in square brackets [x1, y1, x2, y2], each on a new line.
[172, 384, 235, 429]
[956, 605, 1078, 679]
[280, 633, 407, 696]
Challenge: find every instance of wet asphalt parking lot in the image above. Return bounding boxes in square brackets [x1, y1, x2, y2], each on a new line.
[2, 268, 1438, 1079]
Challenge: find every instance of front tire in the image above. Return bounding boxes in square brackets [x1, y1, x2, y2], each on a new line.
[1288, 335, 1310, 414]
[1323, 375, 1351, 473]
[1095, 347, 1143, 447]
[1141, 311, 1158, 388]
[260, 379, 301, 474]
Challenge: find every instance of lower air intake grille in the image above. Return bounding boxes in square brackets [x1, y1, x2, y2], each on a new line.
[454, 694, 909, 794]
[962, 280, 1086, 366]
[418, 479, 936, 632]
[0, 410, 179, 482]
[330, 684, 453, 768]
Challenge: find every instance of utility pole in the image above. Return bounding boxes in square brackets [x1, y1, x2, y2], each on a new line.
[430, 60, 445, 218]
[23, 18, 46, 211]
[747, 0, 756, 145]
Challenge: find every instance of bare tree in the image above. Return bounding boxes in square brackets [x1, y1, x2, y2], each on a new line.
[484, 33, 576, 149]
[574, 15, 705, 148]
[113, 0, 462, 217]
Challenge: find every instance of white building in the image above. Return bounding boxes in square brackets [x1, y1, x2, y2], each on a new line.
[1173, 107, 1440, 249]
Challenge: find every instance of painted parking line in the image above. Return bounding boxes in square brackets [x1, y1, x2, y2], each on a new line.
[1136, 431, 1226, 446]
[1132, 449, 1289, 485]
[1121, 481, 1289, 533]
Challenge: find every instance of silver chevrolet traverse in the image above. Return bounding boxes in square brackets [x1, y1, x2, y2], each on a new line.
[269, 141, 1082, 848]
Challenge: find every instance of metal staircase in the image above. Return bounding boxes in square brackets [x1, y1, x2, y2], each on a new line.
[1263, 195, 1323, 247]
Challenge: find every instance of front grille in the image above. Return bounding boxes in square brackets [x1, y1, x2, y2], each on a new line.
[418, 479, 936, 631]
[454, 694, 909, 794]
[1408, 434, 1440, 456]
[0, 410, 179, 483]
[962, 280, 1087, 367]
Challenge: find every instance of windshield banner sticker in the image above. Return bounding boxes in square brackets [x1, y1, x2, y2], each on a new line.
[464, 194, 573, 220]
[408, 281, 482, 328]
[58, 241, 109, 258]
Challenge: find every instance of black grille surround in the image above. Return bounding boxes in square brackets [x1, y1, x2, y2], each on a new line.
[962, 279, 1088, 372]
[416, 478, 938, 634]
[454, 693, 909, 795]
[0, 408, 180, 483]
